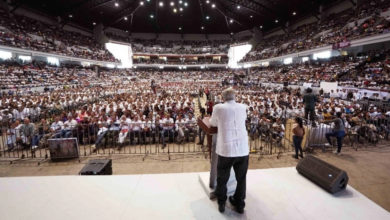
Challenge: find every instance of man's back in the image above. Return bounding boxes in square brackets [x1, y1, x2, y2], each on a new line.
[303, 93, 317, 109]
[210, 100, 249, 157]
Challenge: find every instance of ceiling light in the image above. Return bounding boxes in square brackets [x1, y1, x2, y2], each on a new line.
[206, 15, 210, 20]
[275, 19, 278, 23]
[230, 32, 233, 35]
[260, 25, 263, 29]
[179, 27, 182, 30]
[140, 1, 144, 6]
[250, 15, 253, 18]
[229, 19, 233, 23]
[68, 14, 73, 18]
[126, 30, 128, 32]
[211, 3, 216, 8]
[93, 22, 96, 25]
[293, 11, 296, 16]
[146, 0, 150, 2]
[115, 2, 119, 7]
[173, 8, 177, 13]
[201, 26, 204, 30]
[150, 14, 154, 18]
[124, 16, 128, 20]
[237, 5, 240, 9]
[184, 2, 188, 7]
[159, 2, 164, 7]
[206, 0, 210, 3]
[179, 0, 183, 4]
[179, 7, 183, 11]
[170, 2, 174, 6]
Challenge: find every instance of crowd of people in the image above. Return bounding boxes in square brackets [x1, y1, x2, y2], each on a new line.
[0, 9, 117, 62]
[1, 51, 389, 152]
[241, 1, 390, 62]
[132, 55, 228, 65]
[106, 34, 232, 55]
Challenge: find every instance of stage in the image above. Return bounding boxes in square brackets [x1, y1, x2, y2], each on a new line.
[0, 167, 389, 220]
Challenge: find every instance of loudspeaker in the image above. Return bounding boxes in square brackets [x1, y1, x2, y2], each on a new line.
[80, 159, 112, 175]
[296, 155, 348, 194]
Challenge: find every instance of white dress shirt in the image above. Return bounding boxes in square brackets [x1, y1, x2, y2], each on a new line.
[209, 100, 249, 157]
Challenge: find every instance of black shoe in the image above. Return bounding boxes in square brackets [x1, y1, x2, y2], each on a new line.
[218, 203, 225, 213]
[299, 154, 304, 158]
[229, 196, 244, 214]
[292, 155, 298, 159]
[162, 144, 166, 149]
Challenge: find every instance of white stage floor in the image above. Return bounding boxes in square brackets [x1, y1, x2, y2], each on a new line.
[0, 167, 389, 220]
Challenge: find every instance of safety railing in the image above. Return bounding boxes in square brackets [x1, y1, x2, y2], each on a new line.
[1, 117, 389, 161]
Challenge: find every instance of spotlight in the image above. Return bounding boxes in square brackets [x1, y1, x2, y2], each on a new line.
[140, 1, 144, 5]
[179, 27, 182, 30]
[211, 3, 216, 8]
[201, 26, 204, 30]
[173, 8, 177, 13]
[260, 25, 263, 29]
[126, 30, 128, 32]
[230, 32, 233, 35]
[93, 22, 96, 25]
[179, 0, 183, 4]
[237, 5, 240, 9]
[293, 11, 296, 16]
[229, 19, 233, 23]
[124, 16, 128, 20]
[170, 1, 174, 6]
[150, 14, 154, 18]
[275, 19, 278, 23]
[206, 15, 210, 20]
[159, 1, 164, 7]
[179, 7, 183, 11]
[206, 0, 210, 3]
[250, 15, 253, 18]
[68, 14, 73, 18]
[115, 2, 119, 7]
[184, 2, 188, 7]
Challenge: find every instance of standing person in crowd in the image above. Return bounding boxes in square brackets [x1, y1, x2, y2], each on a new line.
[322, 112, 346, 155]
[197, 107, 206, 145]
[303, 88, 318, 126]
[210, 88, 249, 214]
[292, 117, 305, 159]
[19, 118, 35, 149]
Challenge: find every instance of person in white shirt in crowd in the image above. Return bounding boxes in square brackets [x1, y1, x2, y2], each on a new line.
[61, 115, 77, 138]
[51, 116, 64, 138]
[209, 88, 249, 214]
[184, 113, 197, 142]
[159, 114, 175, 148]
[130, 115, 144, 144]
[118, 116, 130, 145]
[175, 114, 186, 144]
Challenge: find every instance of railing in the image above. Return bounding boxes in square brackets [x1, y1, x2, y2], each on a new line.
[1, 117, 389, 161]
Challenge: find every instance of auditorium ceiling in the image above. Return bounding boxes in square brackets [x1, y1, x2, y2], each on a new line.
[12, 0, 340, 34]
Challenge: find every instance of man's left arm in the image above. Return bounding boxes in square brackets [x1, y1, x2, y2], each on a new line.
[209, 105, 218, 127]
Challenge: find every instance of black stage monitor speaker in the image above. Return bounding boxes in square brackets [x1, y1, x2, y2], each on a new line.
[80, 159, 112, 175]
[296, 155, 348, 194]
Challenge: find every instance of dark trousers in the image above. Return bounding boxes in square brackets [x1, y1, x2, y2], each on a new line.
[325, 130, 345, 153]
[304, 108, 315, 121]
[293, 135, 303, 157]
[215, 155, 249, 208]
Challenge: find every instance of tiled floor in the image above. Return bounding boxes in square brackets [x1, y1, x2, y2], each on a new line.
[1, 146, 390, 212]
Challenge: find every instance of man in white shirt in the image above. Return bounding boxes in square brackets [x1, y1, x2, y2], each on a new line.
[209, 88, 249, 214]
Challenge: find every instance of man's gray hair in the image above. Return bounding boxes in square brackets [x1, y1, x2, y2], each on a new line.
[222, 88, 236, 101]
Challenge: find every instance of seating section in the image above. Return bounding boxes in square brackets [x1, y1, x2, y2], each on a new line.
[241, 2, 390, 62]
[0, 10, 117, 62]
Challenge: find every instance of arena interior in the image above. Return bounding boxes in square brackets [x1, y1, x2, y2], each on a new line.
[0, 0, 390, 219]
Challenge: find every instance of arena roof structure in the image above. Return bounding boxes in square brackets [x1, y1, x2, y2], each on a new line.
[12, 0, 341, 34]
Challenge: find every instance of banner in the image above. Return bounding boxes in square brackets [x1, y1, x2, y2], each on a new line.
[320, 81, 338, 93]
